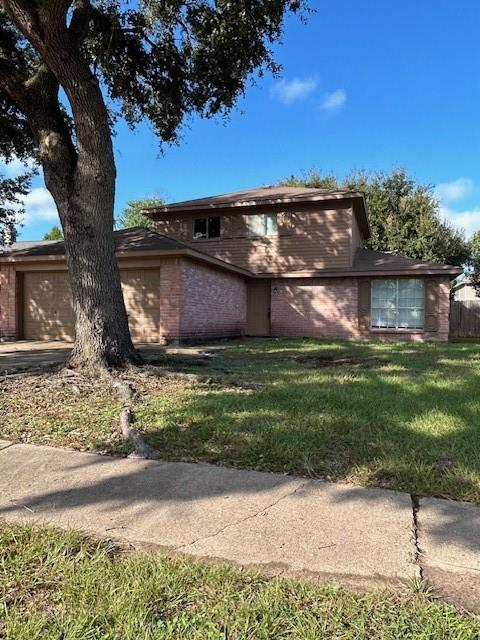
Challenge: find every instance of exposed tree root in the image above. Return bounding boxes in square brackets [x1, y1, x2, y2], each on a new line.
[107, 372, 159, 460]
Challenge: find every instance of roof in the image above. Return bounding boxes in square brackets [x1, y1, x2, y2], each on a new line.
[1, 228, 460, 278]
[145, 186, 365, 212]
[352, 248, 462, 275]
[0, 227, 253, 277]
[144, 186, 370, 239]
[0, 227, 186, 258]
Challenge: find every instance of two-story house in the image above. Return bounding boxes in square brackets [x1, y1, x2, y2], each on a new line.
[0, 186, 461, 343]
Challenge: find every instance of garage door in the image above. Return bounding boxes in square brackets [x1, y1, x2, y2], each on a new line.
[23, 269, 160, 342]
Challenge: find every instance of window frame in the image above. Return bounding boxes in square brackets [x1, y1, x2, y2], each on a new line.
[192, 216, 221, 241]
[370, 278, 425, 331]
[246, 213, 278, 238]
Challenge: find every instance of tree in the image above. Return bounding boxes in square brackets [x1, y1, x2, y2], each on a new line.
[282, 168, 470, 266]
[469, 231, 480, 296]
[43, 225, 63, 240]
[117, 199, 163, 232]
[0, 1, 306, 369]
[0, 169, 32, 244]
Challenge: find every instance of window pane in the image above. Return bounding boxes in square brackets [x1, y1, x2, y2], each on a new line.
[398, 308, 424, 329]
[208, 217, 220, 239]
[371, 308, 397, 328]
[398, 279, 424, 308]
[372, 280, 396, 309]
[193, 218, 207, 240]
[248, 214, 266, 236]
[266, 214, 278, 235]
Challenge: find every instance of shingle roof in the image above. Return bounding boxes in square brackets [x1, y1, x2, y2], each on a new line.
[145, 186, 365, 213]
[0, 227, 186, 258]
[352, 248, 462, 275]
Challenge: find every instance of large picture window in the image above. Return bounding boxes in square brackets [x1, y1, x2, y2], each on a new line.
[247, 213, 278, 237]
[371, 279, 425, 330]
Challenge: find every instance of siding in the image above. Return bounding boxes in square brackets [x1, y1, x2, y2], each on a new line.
[155, 201, 355, 274]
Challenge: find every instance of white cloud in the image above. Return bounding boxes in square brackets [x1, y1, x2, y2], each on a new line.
[13, 187, 59, 227]
[440, 205, 480, 238]
[0, 156, 36, 178]
[435, 178, 474, 204]
[320, 89, 346, 112]
[270, 77, 318, 105]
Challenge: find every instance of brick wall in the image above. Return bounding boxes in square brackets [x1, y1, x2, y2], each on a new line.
[180, 259, 246, 339]
[0, 264, 17, 339]
[271, 277, 360, 339]
[270, 276, 452, 341]
[158, 258, 182, 341]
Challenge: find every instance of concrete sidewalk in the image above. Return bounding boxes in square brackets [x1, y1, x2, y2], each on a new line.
[0, 441, 479, 608]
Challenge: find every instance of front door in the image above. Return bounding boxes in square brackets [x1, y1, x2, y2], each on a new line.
[246, 280, 271, 336]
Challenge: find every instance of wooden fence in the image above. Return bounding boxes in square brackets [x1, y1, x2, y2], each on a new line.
[450, 300, 480, 338]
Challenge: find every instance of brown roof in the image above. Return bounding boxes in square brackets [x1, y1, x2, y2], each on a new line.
[0, 227, 187, 258]
[144, 186, 365, 212]
[0, 227, 253, 276]
[352, 248, 462, 275]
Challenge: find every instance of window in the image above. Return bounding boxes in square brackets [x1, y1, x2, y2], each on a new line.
[247, 213, 278, 237]
[371, 279, 425, 330]
[193, 216, 220, 240]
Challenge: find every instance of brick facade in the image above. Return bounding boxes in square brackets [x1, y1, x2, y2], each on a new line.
[157, 257, 246, 343]
[0, 256, 451, 344]
[270, 276, 451, 342]
[0, 264, 18, 340]
[271, 278, 360, 339]
[180, 259, 246, 340]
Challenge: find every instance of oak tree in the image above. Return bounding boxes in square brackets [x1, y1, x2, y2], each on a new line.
[0, 0, 306, 368]
[282, 168, 470, 267]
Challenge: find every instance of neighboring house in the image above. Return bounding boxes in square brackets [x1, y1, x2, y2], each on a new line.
[0, 186, 462, 343]
[451, 276, 478, 301]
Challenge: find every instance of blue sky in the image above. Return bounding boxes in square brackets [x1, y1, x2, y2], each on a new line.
[5, 0, 480, 240]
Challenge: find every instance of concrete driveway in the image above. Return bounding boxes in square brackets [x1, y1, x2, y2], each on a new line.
[0, 340, 217, 373]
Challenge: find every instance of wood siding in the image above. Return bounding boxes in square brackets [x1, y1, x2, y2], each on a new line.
[155, 201, 357, 274]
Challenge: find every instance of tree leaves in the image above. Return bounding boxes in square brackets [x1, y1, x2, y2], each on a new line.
[281, 168, 470, 267]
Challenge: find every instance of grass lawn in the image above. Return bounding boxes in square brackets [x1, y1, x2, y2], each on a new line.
[1, 339, 480, 502]
[1, 522, 479, 639]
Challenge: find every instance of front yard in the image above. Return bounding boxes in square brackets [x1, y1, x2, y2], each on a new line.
[2, 523, 479, 639]
[1, 339, 480, 502]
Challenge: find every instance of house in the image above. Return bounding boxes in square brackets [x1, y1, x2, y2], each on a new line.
[451, 275, 478, 301]
[0, 186, 462, 343]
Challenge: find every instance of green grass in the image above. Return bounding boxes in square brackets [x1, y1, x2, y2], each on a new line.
[135, 339, 480, 503]
[1, 522, 479, 639]
[2, 339, 480, 502]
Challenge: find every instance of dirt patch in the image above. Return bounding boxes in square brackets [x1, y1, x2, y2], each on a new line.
[295, 354, 390, 369]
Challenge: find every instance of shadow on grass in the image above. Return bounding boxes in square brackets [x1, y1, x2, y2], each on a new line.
[135, 339, 480, 504]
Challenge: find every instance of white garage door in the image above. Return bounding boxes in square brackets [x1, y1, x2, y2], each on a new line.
[23, 269, 160, 342]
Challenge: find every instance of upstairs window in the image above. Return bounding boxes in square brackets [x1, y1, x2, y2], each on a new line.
[247, 213, 278, 237]
[193, 216, 220, 240]
[371, 279, 425, 330]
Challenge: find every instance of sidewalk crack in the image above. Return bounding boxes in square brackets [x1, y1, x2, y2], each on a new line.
[411, 494, 424, 581]
[175, 480, 311, 551]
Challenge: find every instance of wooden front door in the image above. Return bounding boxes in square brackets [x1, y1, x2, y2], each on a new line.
[246, 280, 271, 336]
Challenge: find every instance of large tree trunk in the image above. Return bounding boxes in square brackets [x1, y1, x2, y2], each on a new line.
[1, 1, 140, 369]
[51, 173, 140, 370]
[40, 86, 140, 370]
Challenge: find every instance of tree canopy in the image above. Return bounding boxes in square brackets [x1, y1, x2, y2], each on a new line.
[43, 225, 63, 240]
[0, 168, 32, 244]
[0, 0, 307, 368]
[469, 231, 480, 296]
[282, 168, 470, 267]
[117, 199, 163, 232]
